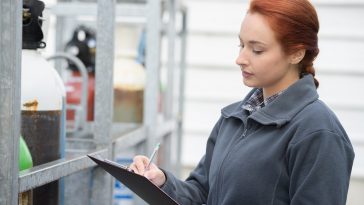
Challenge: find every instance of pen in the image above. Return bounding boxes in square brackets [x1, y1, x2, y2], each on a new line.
[146, 142, 160, 170]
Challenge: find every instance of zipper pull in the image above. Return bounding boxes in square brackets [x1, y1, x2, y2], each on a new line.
[242, 128, 248, 138]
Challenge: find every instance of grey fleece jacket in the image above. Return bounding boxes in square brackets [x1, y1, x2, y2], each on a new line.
[161, 75, 355, 205]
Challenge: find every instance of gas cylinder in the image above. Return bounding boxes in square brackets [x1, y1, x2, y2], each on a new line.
[64, 25, 96, 122]
[19, 136, 33, 172]
[21, 0, 65, 204]
[65, 72, 95, 121]
[21, 50, 65, 205]
[19, 136, 33, 205]
[113, 57, 146, 123]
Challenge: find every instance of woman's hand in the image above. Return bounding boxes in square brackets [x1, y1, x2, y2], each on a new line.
[129, 155, 166, 187]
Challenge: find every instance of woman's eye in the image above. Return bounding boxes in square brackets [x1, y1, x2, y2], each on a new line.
[252, 49, 263, 54]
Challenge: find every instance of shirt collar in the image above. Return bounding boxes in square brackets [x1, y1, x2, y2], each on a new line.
[221, 75, 319, 127]
[242, 88, 284, 114]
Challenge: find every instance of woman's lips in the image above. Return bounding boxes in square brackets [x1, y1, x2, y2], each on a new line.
[243, 71, 253, 78]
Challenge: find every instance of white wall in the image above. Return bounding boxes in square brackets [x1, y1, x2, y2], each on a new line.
[179, 0, 364, 204]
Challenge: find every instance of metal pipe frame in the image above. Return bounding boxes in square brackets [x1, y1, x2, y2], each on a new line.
[144, 0, 162, 155]
[0, 0, 22, 204]
[158, 0, 177, 174]
[0, 0, 183, 204]
[165, 0, 176, 120]
[90, 0, 116, 204]
[18, 149, 107, 193]
[47, 52, 89, 131]
[50, 2, 147, 18]
[176, 6, 188, 178]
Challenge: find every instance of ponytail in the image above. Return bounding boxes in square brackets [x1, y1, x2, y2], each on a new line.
[300, 48, 319, 88]
[301, 64, 319, 88]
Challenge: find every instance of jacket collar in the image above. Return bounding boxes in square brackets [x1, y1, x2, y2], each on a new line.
[221, 75, 319, 127]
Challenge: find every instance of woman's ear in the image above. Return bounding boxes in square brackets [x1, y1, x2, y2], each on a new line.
[290, 49, 306, 65]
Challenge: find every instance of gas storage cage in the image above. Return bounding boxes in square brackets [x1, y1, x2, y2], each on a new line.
[0, 0, 188, 204]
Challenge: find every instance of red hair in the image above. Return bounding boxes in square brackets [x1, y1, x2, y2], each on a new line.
[249, 0, 320, 88]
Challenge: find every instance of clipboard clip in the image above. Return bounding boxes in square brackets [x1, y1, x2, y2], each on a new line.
[104, 159, 134, 173]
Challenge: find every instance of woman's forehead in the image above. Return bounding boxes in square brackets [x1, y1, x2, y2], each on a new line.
[240, 12, 276, 45]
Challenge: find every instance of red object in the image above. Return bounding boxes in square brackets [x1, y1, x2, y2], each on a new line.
[65, 72, 95, 121]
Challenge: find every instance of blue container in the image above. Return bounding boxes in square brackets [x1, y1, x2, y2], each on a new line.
[113, 157, 134, 205]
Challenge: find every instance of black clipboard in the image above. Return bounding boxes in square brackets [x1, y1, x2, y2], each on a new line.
[88, 155, 180, 205]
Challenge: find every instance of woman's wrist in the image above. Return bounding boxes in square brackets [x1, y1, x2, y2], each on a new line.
[159, 168, 168, 188]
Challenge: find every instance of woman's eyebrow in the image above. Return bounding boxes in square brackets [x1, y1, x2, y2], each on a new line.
[248, 40, 266, 46]
[238, 35, 266, 46]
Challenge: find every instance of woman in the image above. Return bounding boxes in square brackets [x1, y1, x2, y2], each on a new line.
[130, 0, 355, 204]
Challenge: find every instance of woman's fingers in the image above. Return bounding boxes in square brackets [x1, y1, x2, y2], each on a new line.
[129, 155, 166, 187]
[129, 155, 149, 175]
[144, 163, 166, 187]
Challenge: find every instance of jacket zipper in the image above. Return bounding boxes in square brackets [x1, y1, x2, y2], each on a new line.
[215, 122, 249, 204]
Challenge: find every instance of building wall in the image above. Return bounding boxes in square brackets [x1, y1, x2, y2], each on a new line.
[180, 0, 364, 204]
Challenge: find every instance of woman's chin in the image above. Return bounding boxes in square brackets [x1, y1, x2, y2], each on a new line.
[243, 79, 257, 88]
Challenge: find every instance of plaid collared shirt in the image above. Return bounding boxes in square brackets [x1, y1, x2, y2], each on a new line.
[242, 88, 283, 114]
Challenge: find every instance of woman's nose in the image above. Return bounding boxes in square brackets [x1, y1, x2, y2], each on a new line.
[236, 48, 248, 67]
